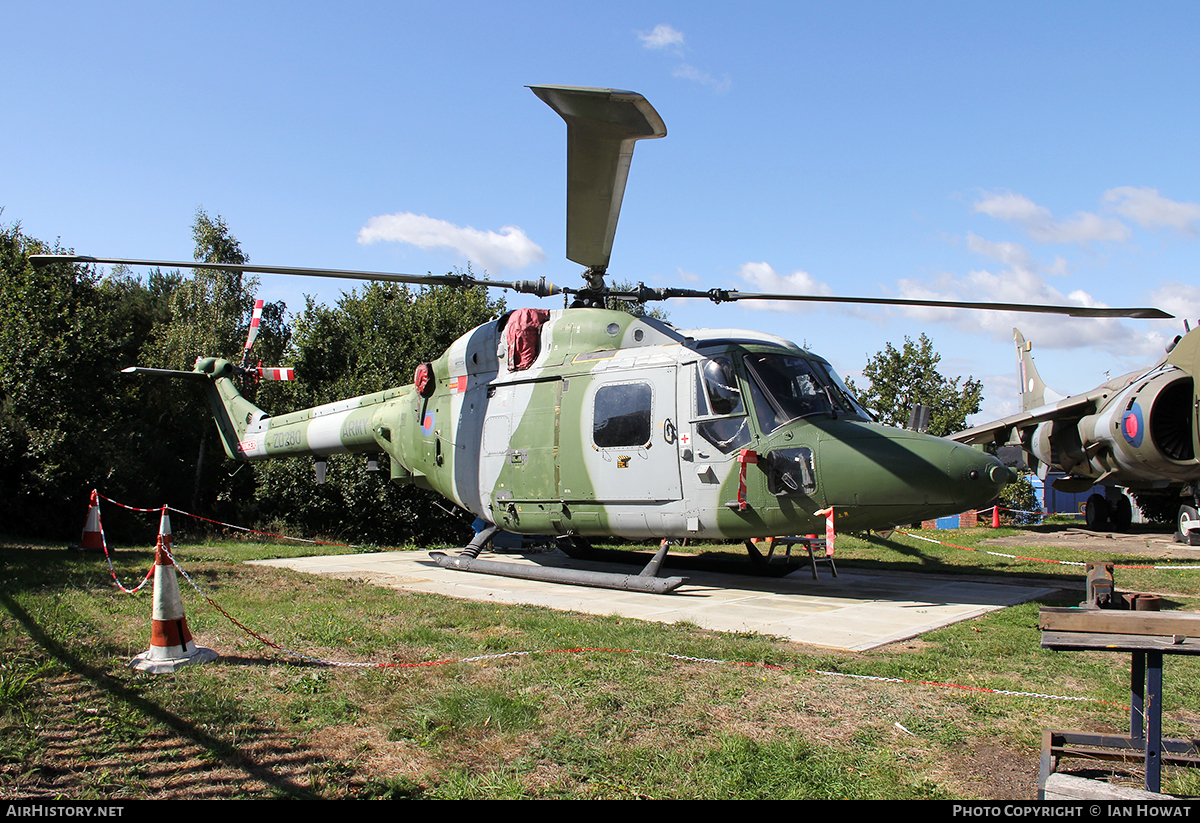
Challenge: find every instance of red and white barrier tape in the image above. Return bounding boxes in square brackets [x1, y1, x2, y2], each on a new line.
[233, 644, 1115, 706]
[804, 667, 1111, 704]
[897, 529, 1200, 570]
[980, 505, 1043, 516]
[97, 492, 360, 549]
[83, 492, 1122, 706]
[86, 495, 154, 594]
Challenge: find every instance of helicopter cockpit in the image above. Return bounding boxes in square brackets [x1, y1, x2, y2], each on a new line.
[742, 352, 874, 431]
[694, 350, 874, 456]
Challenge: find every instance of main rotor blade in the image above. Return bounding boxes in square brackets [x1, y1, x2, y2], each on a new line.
[530, 85, 666, 273]
[717, 291, 1173, 319]
[606, 284, 1172, 319]
[32, 254, 1170, 318]
[27, 255, 564, 298]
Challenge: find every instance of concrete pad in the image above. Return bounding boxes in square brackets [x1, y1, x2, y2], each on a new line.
[249, 549, 1059, 651]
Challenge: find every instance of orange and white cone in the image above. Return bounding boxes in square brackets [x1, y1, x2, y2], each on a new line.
[130, 509, 217, 673]
[992, 504, 1001, 528]
[75, 489, 105, 551]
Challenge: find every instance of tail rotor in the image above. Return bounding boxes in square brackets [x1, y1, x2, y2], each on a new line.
[238, 298, 295, 388]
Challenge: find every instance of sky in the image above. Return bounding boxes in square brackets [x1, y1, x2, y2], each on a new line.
[5, 1, 1200, 424]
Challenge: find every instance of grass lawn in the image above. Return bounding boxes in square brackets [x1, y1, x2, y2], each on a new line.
[3, 523, 1200, 799]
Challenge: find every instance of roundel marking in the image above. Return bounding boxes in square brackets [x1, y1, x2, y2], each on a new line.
[1121, 404, 1144, 447]
[422, 410, 436, 436]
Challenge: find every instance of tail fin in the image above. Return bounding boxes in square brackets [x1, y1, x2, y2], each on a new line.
[1014, 328, 1050, 412]
[123, 357, 267, 460]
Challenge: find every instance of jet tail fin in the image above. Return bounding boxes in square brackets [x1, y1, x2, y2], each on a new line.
[1014, 328, 1051, 412]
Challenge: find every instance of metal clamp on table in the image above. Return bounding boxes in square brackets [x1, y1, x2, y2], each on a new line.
[1038, 606, 1200, 796]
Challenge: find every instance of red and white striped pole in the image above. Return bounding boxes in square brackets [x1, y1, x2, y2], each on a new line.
[814, 507, 836, 556]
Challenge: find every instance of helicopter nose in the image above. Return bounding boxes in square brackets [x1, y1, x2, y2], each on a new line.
[814, 423, 1010, 516]
[947, 442, 1011, 511]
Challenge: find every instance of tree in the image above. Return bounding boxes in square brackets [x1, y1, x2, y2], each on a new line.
[0, 211, 505, 545]
[850, 333, 983, 436]
[999, 472, 1042, 525]
[142, 209, 288, 370]
[0, 220, 174, 538]
[136, 208, 291, 519]
[250, 280, 505, 544]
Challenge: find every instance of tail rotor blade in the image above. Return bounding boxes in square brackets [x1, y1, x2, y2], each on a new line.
[241, 299, 265, 367]
[257, 365, 295, 381]
[244, 299, 264, 354]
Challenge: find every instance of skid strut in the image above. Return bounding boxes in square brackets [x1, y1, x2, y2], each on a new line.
[430, 536, 687, 594]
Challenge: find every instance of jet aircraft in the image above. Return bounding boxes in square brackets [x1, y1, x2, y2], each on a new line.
[950, 327, 1200, 542]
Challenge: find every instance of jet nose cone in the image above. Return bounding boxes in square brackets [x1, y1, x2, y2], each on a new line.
[949, 445, 1010, 510]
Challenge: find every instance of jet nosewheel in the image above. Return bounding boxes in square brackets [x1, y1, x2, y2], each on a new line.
[1175, 504, 1200, 546]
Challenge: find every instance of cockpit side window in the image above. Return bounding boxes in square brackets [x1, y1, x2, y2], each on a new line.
[699, 356, 744, 416]
[694, 356, 751, 454]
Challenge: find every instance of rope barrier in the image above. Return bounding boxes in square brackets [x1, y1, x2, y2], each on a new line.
[83, 491, 1128, 708]
[896, 529, 1200, 570]
[101, 531, 155, 594]
[97, 491, 362, 549]
[87, 495, 155, 594]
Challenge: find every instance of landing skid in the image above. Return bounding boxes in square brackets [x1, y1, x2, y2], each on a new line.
[429, 529, 688, 594]
[557, 538, 806, 578]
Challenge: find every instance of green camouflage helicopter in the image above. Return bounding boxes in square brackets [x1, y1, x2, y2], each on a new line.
[32, 85, 1170, 593]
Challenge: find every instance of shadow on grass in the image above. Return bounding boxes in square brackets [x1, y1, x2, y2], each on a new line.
[0, 585, 323, 799]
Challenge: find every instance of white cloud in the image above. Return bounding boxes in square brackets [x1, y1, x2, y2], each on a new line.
[1103, 187, 1200, 235]
[971, 372, 1021, 426]
[735, 261, 833, 311]
[673, 64, 732, 93]
[1147, 282, 1200, 325]
[639, 24, 684, 51]
[357, 212, 545, 272]
[637, 24, 730, 93]
[966, 232, 1037, 271]
[967, 233, 1069, 276]
[973, 190, 1130, 244]
[892, 266, 1165, 360]
[973, 191, 1048, 224]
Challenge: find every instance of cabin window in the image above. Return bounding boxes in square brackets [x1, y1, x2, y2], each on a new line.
[593, 382, 652, 448]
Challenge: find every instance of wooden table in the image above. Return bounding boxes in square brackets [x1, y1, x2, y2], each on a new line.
[1039, 608, 1200, 795]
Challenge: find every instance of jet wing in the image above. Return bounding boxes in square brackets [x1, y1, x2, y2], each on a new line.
[948, 391, 1105, 447]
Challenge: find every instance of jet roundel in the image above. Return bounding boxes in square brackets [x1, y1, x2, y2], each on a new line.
[1122, 404, 1144, 448]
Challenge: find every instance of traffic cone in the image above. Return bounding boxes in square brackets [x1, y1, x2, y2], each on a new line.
[130, 508, 217, 674]
[992, 504, 1001, 528]
[74, 489, 105, 551]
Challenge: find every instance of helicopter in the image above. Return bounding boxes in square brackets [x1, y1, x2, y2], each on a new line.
[30, 85, 1171, 593]
[950, 325, 1200, 542]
